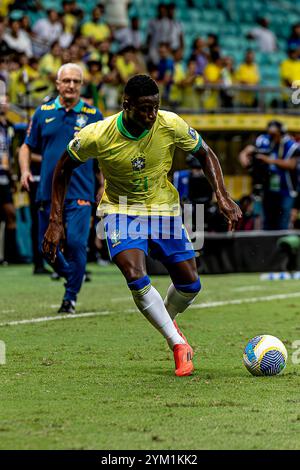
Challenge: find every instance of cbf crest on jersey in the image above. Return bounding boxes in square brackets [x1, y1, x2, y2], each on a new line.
[188, 127, 198, 140]
[131, 153, 146, 172]
[76, 114, 89, 128]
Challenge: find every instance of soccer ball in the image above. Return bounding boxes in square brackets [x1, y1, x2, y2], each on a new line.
[243, 335, 288, 376]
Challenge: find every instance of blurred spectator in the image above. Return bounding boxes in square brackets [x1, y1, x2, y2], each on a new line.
[4, 12, 33, 57]
[239, 121, 299, 230]
[116, 46, 142, 85]
[96, 39, 114, 75]
[81, 5, 111, 43]
[0, 57, 9, 85]
[61, 0, 78, 35]
[173, 154, 213, 231]
[207, 33, 220, 56]
[32, 9, 62, 50]
[20, 14, 31, 35]
[169, 47, 186, 106]
[146, 3, 170, 65]
[38, 41, 62, 83]
[288, 23, 300, 56]
[156, 42, 174, 102]
[85, 59, 103, 108]
[101, 54, 120, 109]
[203, 51, 223, 109]
[102, 0, 130, 30]
[0, 17, 13, 57]
[235, 49, 260, 107]
[190, 37, 208, 76]
[114, 17, 142, 51]
[280, 48, 300, 88]
[0, 94, 19, 263]
[235, 195, 258, 231]
[8, 53, 48, 105]
[181, 58, 204, 110]
[69, 43, 89, 81]
[220, 56, 235, 107]
[248, 17, 276, 52]
[167, 3, 184, 54]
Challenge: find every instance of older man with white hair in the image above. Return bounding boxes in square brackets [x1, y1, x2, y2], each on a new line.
[19, 63, 103, 313]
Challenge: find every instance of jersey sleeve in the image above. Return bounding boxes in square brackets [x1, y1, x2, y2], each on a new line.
[24, 108, 42, 153]
[174, 114, 202, 154]
[67, 123, 99, 163]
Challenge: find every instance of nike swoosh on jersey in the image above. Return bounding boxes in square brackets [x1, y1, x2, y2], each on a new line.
[45, 117, 56, 123]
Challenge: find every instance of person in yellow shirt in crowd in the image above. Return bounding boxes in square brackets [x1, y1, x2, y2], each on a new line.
[115, 46, 142, 85]
[169, 48, 186, 106]
[280, 47, 300, 87]
[235, 49, 260, 107]
[38, 41, 62, 83]
[181, 58, 204, 110]
[9, 54, 48, 105]
[81, 5, 111, 44]
[203, 51, 223, 109]
[62, 0, 78, 35]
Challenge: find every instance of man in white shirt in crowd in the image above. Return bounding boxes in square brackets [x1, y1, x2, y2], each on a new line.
[32, 9, 62, 51]
[248, 17, 277, 53]
[4, 12, 33, 57]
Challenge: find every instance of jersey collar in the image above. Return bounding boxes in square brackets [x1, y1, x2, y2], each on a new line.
[54, 96, 84, 113]
[117, 112, 149, 141]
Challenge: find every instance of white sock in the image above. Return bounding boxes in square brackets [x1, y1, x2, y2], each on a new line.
[131, 285, 185, 349]
[164, 284, 199, 320]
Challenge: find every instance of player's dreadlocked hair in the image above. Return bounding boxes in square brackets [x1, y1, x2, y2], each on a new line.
[124, 74, 159, 98]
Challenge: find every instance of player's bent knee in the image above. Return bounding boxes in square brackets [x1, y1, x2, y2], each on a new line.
[121, 265, 147, 283]
[174, 277, 201, 294]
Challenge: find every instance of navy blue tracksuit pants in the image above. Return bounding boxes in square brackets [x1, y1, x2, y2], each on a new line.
[38, 200, 92, 302]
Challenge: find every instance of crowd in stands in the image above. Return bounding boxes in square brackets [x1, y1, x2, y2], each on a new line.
[0, 1, 299, 111]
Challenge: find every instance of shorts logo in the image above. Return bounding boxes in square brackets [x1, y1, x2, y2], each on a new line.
[131, 153, 146, 172]
[110, 229, 121, 247]
[188, 127, 197, 140]
[76, 114, 88, 128]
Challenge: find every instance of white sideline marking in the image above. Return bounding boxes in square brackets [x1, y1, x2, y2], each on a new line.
[0, 311, 111, 327]
[1, 291, 300, 328]
[191, 292, 300, 309]
[232, 285, 264, 292]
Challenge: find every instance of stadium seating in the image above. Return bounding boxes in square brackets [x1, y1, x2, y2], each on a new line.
[127, 0, 298, 86]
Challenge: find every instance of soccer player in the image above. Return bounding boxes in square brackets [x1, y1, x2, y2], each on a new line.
[19, 63, 103, 313]
[43, 74, 241, 376]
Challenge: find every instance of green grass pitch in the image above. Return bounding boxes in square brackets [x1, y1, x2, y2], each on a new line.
[0, 264, 300, 450]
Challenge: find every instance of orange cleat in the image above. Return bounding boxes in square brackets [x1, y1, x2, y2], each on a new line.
[173, 343, 194, 377]
[173, 320, 194, 358]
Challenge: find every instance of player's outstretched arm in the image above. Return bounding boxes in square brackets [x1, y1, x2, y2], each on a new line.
[194, 143, 242, 230]
[42, 151, 82, 263]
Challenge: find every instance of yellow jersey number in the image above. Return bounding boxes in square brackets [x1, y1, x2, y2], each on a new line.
[132, 176, 149, 193]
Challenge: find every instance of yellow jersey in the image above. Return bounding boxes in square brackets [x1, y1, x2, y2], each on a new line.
[68, 110, 202, 216]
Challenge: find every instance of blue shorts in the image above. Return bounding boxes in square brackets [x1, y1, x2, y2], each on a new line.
[103, 214, 195, 265]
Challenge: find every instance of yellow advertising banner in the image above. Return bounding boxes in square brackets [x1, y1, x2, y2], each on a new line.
[179, 114, 300, 132]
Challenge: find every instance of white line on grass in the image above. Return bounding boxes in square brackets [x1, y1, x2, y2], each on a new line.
[190, 292, 300, 309]
[231, 285, 264, 292]
[1, 291, 300, 328]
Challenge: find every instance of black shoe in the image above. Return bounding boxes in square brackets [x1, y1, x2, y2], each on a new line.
[33, 266, 52, 275]
[57, 300, 76, 314]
